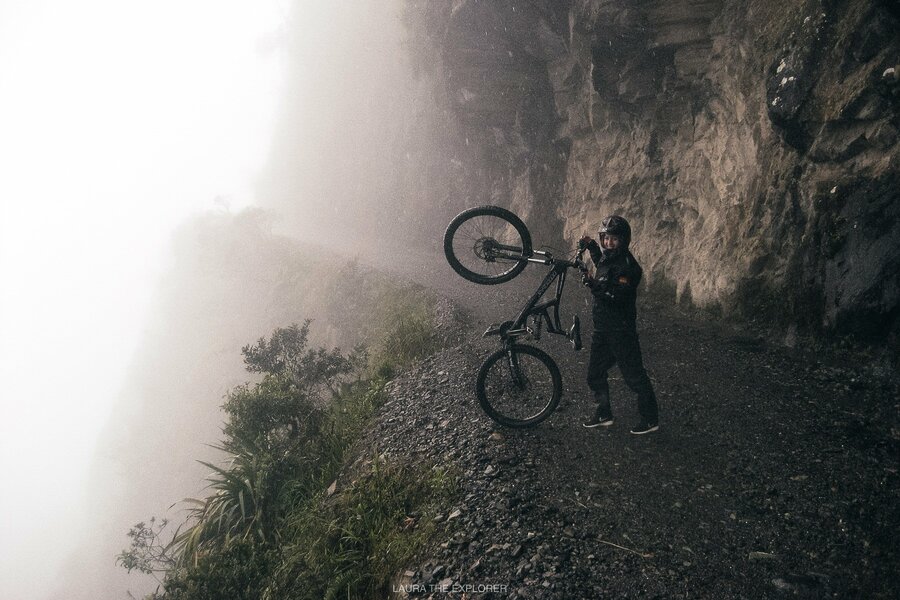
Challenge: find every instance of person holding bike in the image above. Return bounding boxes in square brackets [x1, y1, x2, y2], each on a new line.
[578, 216, 659, 435]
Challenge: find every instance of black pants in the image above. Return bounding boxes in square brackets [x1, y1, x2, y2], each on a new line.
[586, 328, 658, 422]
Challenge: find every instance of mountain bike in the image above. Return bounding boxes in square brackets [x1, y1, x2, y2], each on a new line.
[443, 205, 587, 428]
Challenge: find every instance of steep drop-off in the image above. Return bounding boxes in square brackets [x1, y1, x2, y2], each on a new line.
[398, 0, 899, 344]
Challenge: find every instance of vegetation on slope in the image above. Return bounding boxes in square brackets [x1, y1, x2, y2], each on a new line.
[118, 281, 457, 599]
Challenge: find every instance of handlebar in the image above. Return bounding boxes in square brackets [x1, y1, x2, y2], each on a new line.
[551, 248, 588, 272]
[503, 248, 588, 272]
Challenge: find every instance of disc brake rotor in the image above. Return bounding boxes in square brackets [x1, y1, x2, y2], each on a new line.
[473, 237, 499, 262]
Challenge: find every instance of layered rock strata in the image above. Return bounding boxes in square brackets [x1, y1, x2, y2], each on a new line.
[401, 0, 899, 344]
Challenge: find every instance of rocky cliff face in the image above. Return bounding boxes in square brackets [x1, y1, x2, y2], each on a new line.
[400, 0, 899, 345]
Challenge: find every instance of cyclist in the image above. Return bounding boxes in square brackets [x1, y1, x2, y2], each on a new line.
[578, 216, 659, 434]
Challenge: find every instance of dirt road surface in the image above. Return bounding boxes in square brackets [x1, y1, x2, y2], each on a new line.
[349, 239, 898, 599]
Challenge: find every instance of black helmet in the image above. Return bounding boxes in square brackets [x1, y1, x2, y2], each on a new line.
[599, 215, 631, 248]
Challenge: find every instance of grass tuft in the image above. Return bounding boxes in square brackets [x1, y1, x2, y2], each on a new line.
[267, 458, 457, 600]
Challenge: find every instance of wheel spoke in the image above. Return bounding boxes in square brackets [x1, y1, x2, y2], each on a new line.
[444, 206, 531, 285]
[482, 351, 556, 423]
[450, 214, 522, 279]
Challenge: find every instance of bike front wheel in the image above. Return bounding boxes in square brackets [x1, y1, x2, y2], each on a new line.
[443, 205, 532, 285]
[476, 344, 561, 428]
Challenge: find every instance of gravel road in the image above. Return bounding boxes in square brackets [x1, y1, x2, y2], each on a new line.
[347, 240, 899, 599]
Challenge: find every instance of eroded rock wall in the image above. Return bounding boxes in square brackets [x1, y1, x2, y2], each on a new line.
[402, 0, 900, 343]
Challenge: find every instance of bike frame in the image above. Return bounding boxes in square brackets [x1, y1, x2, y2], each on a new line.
[483, 249, 585, 345]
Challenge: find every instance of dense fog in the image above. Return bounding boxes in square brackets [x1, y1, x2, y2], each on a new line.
[3, 0, 898, 598]
[0, 2, 412, 599]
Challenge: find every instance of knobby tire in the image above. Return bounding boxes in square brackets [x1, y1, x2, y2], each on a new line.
[475, 344, 561, 428]
[443, 205, 532, 285]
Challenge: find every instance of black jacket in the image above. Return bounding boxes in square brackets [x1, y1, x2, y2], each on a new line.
[586, 242, 643, 331]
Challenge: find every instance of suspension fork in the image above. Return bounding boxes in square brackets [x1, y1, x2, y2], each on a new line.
[503, 343, 527, 389]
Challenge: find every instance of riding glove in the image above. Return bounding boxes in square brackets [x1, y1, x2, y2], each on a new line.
[578, 236, 599, 252]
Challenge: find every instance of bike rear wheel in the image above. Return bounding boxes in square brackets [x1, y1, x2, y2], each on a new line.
[476, 344, 561, 428]
[444, 205, 532, 285]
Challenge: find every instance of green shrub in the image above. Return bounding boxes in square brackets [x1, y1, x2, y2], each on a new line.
[328, 376, 389, 449]
[225, 321, 365, 446]
[368, 285, 436, 375]
[173, 432, 308, 565]
[317, 261, 438, 376]
[120, 287, 444, 599]
[155, 540, 275, 600]
[267, 458, 457, 600]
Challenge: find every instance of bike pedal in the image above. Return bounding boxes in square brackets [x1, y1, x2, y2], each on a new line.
[569, 315, 582, 351]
